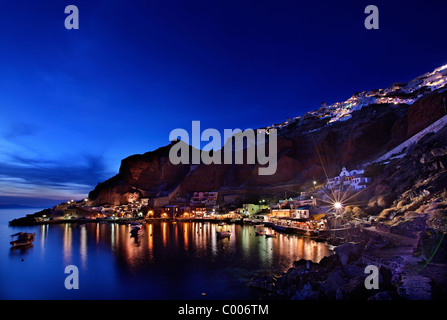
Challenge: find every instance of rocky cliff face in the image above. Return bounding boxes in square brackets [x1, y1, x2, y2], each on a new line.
[89, 143, 193, 205]
[88, 67, 447, 206]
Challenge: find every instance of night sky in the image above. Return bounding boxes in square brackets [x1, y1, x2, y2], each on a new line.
[0, 0, 446, 207]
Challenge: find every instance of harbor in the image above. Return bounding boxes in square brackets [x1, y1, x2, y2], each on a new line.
[2, 208, 332, 300]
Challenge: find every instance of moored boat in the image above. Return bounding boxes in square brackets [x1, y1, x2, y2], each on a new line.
[265, 233, 277, 238]
[216, 230, 231, 238]
[272, 224, 287, 232]
[130, 227, 143, 237]
[10, 232, 35, 247]
[255, 230, 266, 236]
[130, 222, 143, 236]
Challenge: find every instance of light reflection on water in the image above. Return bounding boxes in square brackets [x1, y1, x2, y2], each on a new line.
[2, 220, 332, 299]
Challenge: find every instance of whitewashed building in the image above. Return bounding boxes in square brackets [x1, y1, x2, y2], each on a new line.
[326, 167, 370, 191]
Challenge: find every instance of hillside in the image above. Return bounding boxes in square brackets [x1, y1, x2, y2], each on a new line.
[88, 65, 447, 206]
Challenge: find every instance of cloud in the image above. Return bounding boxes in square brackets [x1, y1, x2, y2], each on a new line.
[0, 152, 111, 200]
[3, 122, 39, 140]
[0, 121, 114, 201]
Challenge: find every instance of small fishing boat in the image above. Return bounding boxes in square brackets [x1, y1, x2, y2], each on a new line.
[10, 232, 35, 247]
[254, 224, 264, 228]
[216, 230, 231, 238]
[130, 227, 143, 237]
[218, 222, 226, 226]
[255, 230, 266, 236]
[130, 222, 143, 237]
[265, 233, 277, 238]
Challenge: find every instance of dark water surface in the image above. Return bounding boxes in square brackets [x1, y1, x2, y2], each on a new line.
[0, 209, 332, 299]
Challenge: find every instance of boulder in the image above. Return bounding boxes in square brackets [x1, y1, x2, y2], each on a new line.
[336, 276, 374, 300]
[342, 265, 363, 278]
[367, 291, 394, 300]
[397, 275, 432, 300]
[378, 265, 394, 290]
[321, 267, 346, 298]
[335, 242, 362, 266]
[318, 254, 340, 269]
[248, 273, 277, 292]
[291, 283, 319, 300]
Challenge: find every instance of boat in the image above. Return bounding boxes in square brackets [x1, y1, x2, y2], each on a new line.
[272, 224, 287, 232]
[130, 227, 143, 237]
[216, 230, 231, 238]
[255, 230, 266, 236]
[10, 232, 35, 247]
[254, 224, 264, 228]
[130, 222, 143, 236]
[265, 233, 277, 238]
[305, 229, 319, 237]
[218, 222, 226, 226]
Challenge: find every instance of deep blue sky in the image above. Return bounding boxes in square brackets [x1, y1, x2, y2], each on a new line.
[0, 0, 446, 207]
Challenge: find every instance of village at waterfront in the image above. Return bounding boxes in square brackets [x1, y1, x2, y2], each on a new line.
[9, 167, 371, 242]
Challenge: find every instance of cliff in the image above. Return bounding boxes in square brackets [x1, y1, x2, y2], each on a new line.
[88, 66, 447, 206]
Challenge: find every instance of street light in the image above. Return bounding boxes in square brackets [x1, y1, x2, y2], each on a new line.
[334, 202, 342, 210]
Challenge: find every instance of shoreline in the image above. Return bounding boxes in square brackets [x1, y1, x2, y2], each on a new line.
[8, 215, 355, 244]
[249, 225, 447, 300]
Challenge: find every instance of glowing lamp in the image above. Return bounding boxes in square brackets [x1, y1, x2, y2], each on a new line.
[334, 202, 342, 209]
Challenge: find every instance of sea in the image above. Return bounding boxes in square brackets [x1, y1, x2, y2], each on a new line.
[0, 208, 332, 300]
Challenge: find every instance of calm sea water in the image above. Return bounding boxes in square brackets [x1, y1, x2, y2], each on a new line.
[0, 208, 332, 300]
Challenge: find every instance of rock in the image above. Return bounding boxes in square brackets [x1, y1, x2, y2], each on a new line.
[291, 283, 319, 300]
[318, 254, 340, 269]
[287, 284, 297, 298]
[367, 291, 393, 300]
[293, 259, 308, 269]
[420, 231, 447, 263]
[336, 276, 374, 300]
[378, 265, 394, 290]
[321, 267, 346, 298]
[343, 265, 363, 278]
[406, 90, 447, 138]
[335, 242, 362, 266]
[284, 268, 301, 286]
[397, 275, 432, 300]
[364, 236, 394, 252]
[248, 273, 277, 292]
[431, 147, 447, 157]
[306, 260, 313, 270]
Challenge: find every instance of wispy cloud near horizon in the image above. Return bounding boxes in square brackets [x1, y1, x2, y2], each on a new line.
[0, 124, 113, 202]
